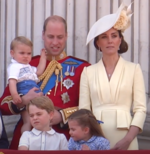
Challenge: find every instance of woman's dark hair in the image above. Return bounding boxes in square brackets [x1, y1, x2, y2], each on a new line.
[94, 30, 128, 54]
[68, 109, 105, 138]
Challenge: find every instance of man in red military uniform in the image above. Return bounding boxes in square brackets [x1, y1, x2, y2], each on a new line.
[0, 15, 90, 149]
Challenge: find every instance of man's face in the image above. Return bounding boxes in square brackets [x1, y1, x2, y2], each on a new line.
[42, 21, 67, 56]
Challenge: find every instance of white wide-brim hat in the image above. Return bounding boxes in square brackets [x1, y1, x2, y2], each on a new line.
[86, 3, 132, 45]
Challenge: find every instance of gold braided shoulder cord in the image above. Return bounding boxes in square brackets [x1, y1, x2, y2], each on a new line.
[38, 60, 59, 91]
[57, 63, 63, 91]
[38, 60, 63, 92]
[38, 60, 57, 81]
[54, 68, 59, 96]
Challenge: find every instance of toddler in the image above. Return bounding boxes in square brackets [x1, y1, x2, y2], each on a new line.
[68, 109, 110, 150]
[18, 96, 68, 150]
[7, 36, 46, 133]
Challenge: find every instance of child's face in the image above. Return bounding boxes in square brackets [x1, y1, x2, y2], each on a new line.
[68, 120, 89, 141]
[29, 105, 53, 131]
[10, 43, 32, 64]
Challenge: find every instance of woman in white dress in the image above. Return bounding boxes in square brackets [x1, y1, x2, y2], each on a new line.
[79, 3, 147, 150]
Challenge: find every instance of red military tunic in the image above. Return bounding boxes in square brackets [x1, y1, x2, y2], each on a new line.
[0, 54, 90, 149]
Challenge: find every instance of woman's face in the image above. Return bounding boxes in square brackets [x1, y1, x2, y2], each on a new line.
[96, 28, 121, 55]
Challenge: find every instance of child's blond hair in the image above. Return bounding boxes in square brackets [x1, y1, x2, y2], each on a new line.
[10, 36, 33, 50]
[26, 96, 54, 113]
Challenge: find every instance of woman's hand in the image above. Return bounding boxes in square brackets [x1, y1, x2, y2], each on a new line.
[111, 137, 131, 150]
[111, 126, 140, 150]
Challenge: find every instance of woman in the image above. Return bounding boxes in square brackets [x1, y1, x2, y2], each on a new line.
[79, 3, 147, 150]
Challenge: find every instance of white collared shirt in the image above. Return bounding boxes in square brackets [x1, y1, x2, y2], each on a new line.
[7, 59, 39, 83]
[18, 128, 68, 150]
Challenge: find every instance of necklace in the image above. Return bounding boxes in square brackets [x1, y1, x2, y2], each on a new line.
[108, 74, 111, 78]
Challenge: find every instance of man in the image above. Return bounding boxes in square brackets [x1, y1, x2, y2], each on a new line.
[0, 15, 90, 149]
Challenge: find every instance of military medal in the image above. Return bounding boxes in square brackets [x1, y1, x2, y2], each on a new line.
[65, 66, 70, 76]
[61, 92, 70, 104]
[70, 66, 75, 76]
[46, 90, 52, 96]
[63, 79, 74, 89]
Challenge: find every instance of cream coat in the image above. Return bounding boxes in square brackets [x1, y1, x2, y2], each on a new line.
[79, 56, 146, 149]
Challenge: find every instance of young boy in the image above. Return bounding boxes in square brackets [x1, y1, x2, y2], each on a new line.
[18, 96, 68, 150]
[7, 36, 46, 133]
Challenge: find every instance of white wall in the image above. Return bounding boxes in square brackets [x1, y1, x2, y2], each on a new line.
[0, 0, 150, 149]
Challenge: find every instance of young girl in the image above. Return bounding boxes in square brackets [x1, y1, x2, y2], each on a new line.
[18, 96, 68, 150]
[68, 109, 110, 150]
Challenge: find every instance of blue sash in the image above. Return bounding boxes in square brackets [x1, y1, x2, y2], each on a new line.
[38, 57, 83, 94]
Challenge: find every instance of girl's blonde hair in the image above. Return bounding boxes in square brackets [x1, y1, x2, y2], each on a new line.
[26, 96, 54, 113]
[68, 109, 105, 138]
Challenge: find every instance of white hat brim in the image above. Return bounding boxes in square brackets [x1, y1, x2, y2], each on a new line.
[86, 3, 125, 45]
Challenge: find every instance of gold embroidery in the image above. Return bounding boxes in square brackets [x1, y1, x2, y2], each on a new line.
[1, 96, 13, 105]
[63, 107, 78, 120]
[46, 51, 67, 61]
[63, 61, 78, 65]
[38, 60, 63, 91]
